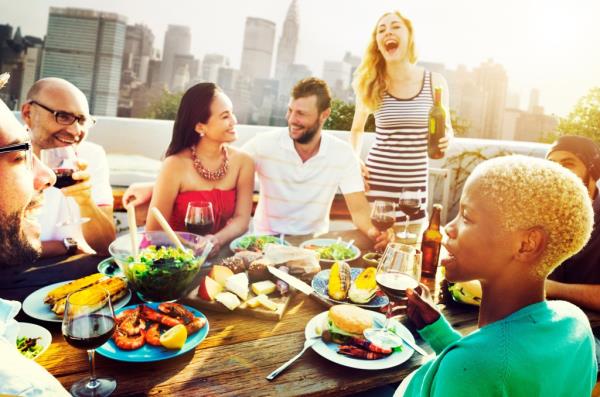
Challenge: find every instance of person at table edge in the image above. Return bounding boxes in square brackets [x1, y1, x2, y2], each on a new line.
[124, 77, 393, 250]
[0, 75, 69, 395]
[21, 78, 115, 257]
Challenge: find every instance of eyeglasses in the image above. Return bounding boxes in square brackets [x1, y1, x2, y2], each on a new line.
[28, 100, 96, 128]
[0, 141, 33, 170]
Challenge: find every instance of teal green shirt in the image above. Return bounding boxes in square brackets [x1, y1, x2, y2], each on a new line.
[404, 300, 597, 396]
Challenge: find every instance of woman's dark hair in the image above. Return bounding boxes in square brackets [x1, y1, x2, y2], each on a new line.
[165, 82, 220, 157]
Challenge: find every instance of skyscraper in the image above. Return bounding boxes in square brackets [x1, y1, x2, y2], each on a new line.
[122, 24, 154, 84]
[202, 53, 229, 83]
[240, 17, 276, 80]
[160, 25, 191, 89]
[40, 7, 126, 116]
[473, 59, 507, 140]
[274, 0, 299, 81]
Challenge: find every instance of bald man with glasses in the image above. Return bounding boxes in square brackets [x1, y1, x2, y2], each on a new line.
[21, 78, 115, 258]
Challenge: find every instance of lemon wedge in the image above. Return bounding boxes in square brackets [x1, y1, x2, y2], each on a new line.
[159, 324, 187, 349]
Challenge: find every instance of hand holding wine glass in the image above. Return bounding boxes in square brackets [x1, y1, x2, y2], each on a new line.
[363, 242, 422, 349]
[40, 146, 90, 227]
[370, 200, 396, 232]
[62, 288, 117, 396]
[185, 201, 215, 236]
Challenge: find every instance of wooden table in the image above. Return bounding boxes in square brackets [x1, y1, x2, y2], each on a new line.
[1, 230, 598, 396]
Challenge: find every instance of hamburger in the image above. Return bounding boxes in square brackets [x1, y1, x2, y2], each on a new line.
[326, 304, 373, 343]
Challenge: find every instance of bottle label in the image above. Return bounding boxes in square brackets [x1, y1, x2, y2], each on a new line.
[429, 118, 436, 135]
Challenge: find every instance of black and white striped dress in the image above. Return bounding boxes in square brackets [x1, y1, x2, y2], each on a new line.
[366, 70, 432, 224]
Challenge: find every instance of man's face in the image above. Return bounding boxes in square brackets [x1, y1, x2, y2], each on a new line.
[0, 103, 55, 265]
[22, 84, 91, 152]
[286, 95, 328, 145]
[547, 150, 595, 199]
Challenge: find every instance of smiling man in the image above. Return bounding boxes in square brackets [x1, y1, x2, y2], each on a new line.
[21, 78, 115, 257]
[0, 77, 69, 395]
[242, 78, 391, 249]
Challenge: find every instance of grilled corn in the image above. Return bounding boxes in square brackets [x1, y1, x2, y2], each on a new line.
[52, 277, 128, 315]
[44, 273, 105, 304]
[328, 261, 352, 301]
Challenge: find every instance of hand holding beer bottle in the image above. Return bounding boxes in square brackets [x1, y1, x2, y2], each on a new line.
[428, 87, 446, 159]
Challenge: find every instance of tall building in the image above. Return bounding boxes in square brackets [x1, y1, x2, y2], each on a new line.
[473, 59, 507, 139]
[160, 25, 191, 89]
[274, 0, 299, 81]
[322, 60, 352, 100]
[19, 39, 43, 102]
[240, 17, 276, 80]
[40, 7, 126, 116]
[202, 53, 229, 83]
[172, 54, 198, 91]
[122, 24, 154, 84]
[528, 88, 543, 114]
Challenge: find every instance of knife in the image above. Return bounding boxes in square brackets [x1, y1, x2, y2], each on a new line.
[267, 266, 332, 308]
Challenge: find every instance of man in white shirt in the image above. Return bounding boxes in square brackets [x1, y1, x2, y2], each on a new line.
[21, 78, 115, 257]
[0, 78, 69, 395]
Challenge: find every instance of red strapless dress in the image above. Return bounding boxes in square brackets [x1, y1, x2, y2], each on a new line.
[169, 189, 236, 234]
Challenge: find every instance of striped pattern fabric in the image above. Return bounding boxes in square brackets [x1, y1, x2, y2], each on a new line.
[366, 70, 432, 223]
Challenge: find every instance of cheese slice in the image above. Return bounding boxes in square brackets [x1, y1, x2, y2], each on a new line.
[256, 294, 278, 311]
[251, 280, 276, 296]
[225, 272, 249, 301]
[245, 296, 261, 308]
[215, 292, 241, 311]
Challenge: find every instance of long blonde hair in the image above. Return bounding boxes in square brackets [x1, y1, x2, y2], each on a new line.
[352, 11, 417, 112]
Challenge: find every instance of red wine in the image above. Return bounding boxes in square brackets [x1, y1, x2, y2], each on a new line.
[376, 272, 419, 300]
[398, 199, 420, 217]
[185, 221, 214, 236]
[371, 215, 395, 231]
[63, 314, 116, 350]
[54, 168, 77, 189]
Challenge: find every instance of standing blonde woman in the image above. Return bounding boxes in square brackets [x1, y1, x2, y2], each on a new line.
[351, 11, 452, 235]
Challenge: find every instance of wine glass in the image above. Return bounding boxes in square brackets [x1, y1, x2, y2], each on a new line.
[185, 201, 215, 235]
[397, 188, 421, 241]
[370, 200, 396, 232]
[40, 146, 90, 227]
[62, 288, 117, 397]
[363, 242, 422, 349]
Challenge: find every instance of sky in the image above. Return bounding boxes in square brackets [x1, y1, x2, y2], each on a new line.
[2, 0, 600, 116]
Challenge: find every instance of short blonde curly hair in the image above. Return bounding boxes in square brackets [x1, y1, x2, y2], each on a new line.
[468, 155, 593, 278]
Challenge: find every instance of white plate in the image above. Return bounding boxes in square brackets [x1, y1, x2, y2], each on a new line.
[16, 322, 52, 360]
[299, 238, 361, 263]
[305, 311, 415, 370]
[22, 280, 132, 323]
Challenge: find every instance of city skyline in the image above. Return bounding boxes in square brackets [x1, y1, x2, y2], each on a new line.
[2, 0, 600, 117]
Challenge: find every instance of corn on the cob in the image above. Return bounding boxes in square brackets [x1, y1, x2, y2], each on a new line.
[44, 273, 105, 304]
[52, 277, 128, 315]
[328, 261, 352, 301]
[348, 267, 378, 304]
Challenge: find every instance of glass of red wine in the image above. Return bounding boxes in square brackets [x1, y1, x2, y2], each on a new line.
[40, 146, 90, 227]
[364, 242, 422, 349]
[185, 201, 215, 235]
[62, 288, 117, 397]
[370, 200, 396, 232]
[397, 187, 421, 241]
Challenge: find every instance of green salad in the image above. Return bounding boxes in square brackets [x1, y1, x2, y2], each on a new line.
[126, 245, 201, 302]
[16, 336, 43, 359]
[234, 235, 283, 252]
[308, 242, 356, 261]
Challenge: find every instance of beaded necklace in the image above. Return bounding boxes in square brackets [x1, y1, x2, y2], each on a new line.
[190, 145, 229, 181]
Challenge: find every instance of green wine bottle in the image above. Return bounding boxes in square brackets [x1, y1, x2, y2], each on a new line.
[428, 87, 446, 159]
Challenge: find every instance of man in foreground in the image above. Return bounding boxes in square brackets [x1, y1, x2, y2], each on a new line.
[0, 75, 69, 395]
[21, 78, 115, 257]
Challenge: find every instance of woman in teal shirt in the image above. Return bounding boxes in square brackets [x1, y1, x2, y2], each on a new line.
[401, 155, 597, 396]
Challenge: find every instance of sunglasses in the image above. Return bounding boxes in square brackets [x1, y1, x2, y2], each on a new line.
[0, 140, 33, 170]
[28, 100, 96, 128]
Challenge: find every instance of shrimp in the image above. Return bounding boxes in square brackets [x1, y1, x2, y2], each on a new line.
[140, 305, 181, 327]
[145, 323, 162, 346]
[113, 328, 146, 350]
[337, 345, 389, 360]
[158, 303, 206, 334]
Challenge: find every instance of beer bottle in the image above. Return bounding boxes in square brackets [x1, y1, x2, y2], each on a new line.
[421, 204, 442, 278]
[428, 87, 446, 159]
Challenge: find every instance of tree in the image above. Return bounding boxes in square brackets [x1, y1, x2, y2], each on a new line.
[324, 99, 375, 132]
[144, 89, 183, 120]
[450, 110, 470, 137]
[556, 87, 600, 145]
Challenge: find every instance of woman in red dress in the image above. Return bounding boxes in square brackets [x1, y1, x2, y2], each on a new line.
[146, 82, 254, 254]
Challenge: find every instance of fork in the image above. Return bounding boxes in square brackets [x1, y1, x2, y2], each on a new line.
[266, 336, 320, 380]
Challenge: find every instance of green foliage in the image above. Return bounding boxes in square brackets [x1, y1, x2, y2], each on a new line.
[144, 90, 183, 120]
[556, 87, 600, 145]
[450, 110, 470, 137]
[324, 99, 375, 132]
